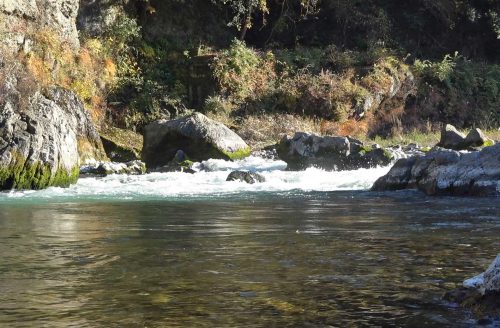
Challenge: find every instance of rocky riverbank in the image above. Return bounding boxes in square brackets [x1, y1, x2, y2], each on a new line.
[1, 98, 498, 196]
[372, 125, 499, 196]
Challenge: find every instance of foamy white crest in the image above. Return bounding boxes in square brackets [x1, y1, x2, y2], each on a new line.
[0, 156, 391, 201]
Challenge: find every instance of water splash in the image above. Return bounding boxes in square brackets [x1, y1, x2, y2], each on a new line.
[0, 156, 391, 202]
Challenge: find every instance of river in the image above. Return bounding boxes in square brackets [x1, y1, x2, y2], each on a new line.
[0, 157, 498, 327]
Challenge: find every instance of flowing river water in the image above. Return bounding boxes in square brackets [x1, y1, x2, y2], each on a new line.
[0, 157, 498, 327]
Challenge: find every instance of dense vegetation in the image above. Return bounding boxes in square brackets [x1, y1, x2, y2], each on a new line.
[3, 0, 500, 146]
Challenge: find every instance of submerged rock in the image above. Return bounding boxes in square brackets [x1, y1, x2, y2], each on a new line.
[444, 255, 500, 321]
[81, 160, 146, 176]
[0, 85, 106, 190]
[464, 255, 500, 295]
[277, 132, 393, 171]
[142, 113, 250, 169]
[226, 171, 265, 184]
[372, 143, 500, 196]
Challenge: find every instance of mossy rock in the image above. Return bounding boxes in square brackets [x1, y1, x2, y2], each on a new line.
[100, 126, 143, 162]
[143, 113, 250, 169]
[0, 152, 79, 190]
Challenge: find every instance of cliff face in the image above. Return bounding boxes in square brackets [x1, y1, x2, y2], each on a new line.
[0, 0, 80, 51]
[77, 0, 129, 36]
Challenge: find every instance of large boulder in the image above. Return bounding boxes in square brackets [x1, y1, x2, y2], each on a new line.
[0, 83, 106, 190]
[465, 128, 494, 148]
[437, 124, 495, 151]
[277, 132, 393, 171]
[372, 144, 500, 196]
[142, 113, 250, 169]
[437, 124, 466, 150]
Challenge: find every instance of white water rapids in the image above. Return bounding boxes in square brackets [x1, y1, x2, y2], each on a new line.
[1, 156, 392, 201]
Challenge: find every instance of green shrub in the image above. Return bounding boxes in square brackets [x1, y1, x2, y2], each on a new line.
[411, 54, 500, 128]
[413, 53, 458, 84]
[212, 39, 276, 101]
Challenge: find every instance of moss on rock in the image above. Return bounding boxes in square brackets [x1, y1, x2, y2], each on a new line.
[100, 126, 143, 162]
[0, 152, 79, 190]
[222, 147, 251, 161]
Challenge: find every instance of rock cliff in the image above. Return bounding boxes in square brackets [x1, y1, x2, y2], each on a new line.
[0, 71, 106, 189]
[0, 0, 80, 51]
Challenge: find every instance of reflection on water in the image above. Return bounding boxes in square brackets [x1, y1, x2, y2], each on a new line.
[0, 191, 499, 327]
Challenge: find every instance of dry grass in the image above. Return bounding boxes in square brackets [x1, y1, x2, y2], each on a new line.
[320, 117, 371, 138]
[487, 129, 500, 141]
[362, 128, 500, 147]
[237, 114, 320, 149]
[20, 29, 119, 126]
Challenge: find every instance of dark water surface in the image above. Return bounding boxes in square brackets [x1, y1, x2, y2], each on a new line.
[0, 191, 498, 327]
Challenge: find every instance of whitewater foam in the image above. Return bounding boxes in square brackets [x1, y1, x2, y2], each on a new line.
[0, 156, 391, 201]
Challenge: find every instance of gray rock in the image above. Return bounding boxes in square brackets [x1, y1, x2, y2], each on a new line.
[353, 64, 415, 119]
[465, 128, 493, 148]
[80, 160, 146, 176]
[226, 171, 265, 184]
[142, 113, 250, 169]
[0, 83, 105, 190]
[463, 255, 500, 295]
[371, 157, 418, 191]
[444, 255, 500, 321]
[0, 0, 80, 51]
[100, 126, 142, 163]
[438, 124, 466, 150]
[46, 87, 107, 163]
[277, 132, 393, 171]
[151, 153, 195, 174]
[436, 125, 495, 150]
[484, 255, 500, 295]
[173, 149, 187, 163]
[77, 0, 128, 37]
[372, 144, 500, 196]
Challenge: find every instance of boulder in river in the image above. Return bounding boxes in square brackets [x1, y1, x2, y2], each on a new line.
[277, 132, 393, 171]
[142, 113, 250, 169]
[372, 143, 500, 196]
[0, 85, 106, 190]
[444, 255, 500, 322]
[226, 171, 266, 184]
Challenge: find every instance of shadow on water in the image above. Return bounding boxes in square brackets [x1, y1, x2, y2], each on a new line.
[0, 191, 498, 327]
